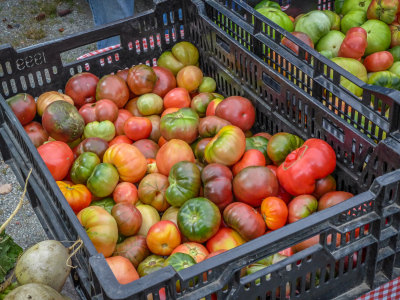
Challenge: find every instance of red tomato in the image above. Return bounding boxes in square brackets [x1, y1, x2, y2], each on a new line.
[204, 249, 227, 260]
[318, 191, 354, 211]
[132, 139, 159, 159]
[56, 181, 92, 214]
[109, 135, 133, 147]
[312, 175, 336, 199]
[114, 109, 133, 136]
[281, 31, 314, 60]
[206, 98, 223, 116]
[152, 66, 177, 98]
[277, 139, 336, 196]
[233, 166, 279, 207]
[287, 195, 318, 223]
[206, 228, 246, 253]
[171, 242, 209, 263]
[254, 132, 272, 140]
[161, 107, 180, 118]
[232, 149, 266, 176]
[113, 182, 139, 205]
[215, 96, 255, 132]
[38, 141, 74, 180]
[123, 117, 153, 141]
[260, 197, 288, 230]
[146, 220, 181, 255]
[163, 87, 191, 109]
[364, 51, 394, 72]
[24, 121, 49, 148]
[338, 27, 368, 60]
[6, 93, 36, 125]
[79, 99, 119, 124]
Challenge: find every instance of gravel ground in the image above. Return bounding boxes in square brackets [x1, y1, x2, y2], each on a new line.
[0, 0, 96, 63]
[0, 0, 153, 298]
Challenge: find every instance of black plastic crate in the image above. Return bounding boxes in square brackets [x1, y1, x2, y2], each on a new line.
[207, 0, 400, 144]
[1, 0, 400, 299]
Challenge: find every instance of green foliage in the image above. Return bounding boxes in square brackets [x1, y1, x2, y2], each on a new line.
[0, 232, 23, 283]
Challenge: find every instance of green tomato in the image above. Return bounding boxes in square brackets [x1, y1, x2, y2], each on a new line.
[254, 0, 281, 10]
[335, 0, 345, 14]
[160, 107, 200, 144]
[340, 9, 367, 34]
[89, 197, 115, 214]
[70, 152, 100, 184]
[315, 30, 345, 57]
[389, 46, 400, 62]
[361, 20, 391, 56]
[330, 57, 368, 96]
[177, 197, 221, 243]
[368, 71, 400, 90]
[138, 255, 165, 277]
[137, 93, 164, 116]
[164, 252, 196, 271]
[245, 136, 271, 164]
[157, 42, 199, 76]
[191, 92, 215, 117]
[295, 10, 331, 44]
[323, 11, 341, 31]
[320, 50, 334, 59]
[84, 121, 115, 142]
[87, 163, 119, 197]
[389, 62, 400, 76]
[199, 77, 217, 93]
[266, 132, 304, 166]
[166, 161, 201, 207]
[341, 0, 372, 16]
[163, 252, 197, 290]
[256, 7, 294, 38]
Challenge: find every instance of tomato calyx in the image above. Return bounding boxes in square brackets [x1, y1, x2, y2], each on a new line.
[282, 145, 308, 170]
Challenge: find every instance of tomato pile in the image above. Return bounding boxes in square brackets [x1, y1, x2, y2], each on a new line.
[255, 0, 400, 96]
[6, 41, 355, 291]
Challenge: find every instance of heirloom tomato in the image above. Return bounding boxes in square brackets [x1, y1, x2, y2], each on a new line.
[113, 235, 150, 268]
[146, 220, 181, 255]
[113, 108, 133, 136]
[77, 206, 118, 257]
[123, 117, 152, 141]
[38, 141, 74, 181]
[57, 181, 92, 213]
[86, 163, 119, 198]
[156, 139, 195, 176]
[113, 182, 139, 205]
[232, 149, 266, 176]
[70, 152, 101, 184]
[223, 202, 266, 241]
[206, 228, 246, 253]
[138, 173, 170, 212]
[260, 197, 288, 230]
[277, 139, 336, 196]
[171, 242, 209, 263]
[96, 75, 130, 108]
[287, 195, 318, 223]
[111, 203, 143, 236]
[7, 93, 36, 125]
[215, 96, 255, 132]
[266, 132, 304, 166]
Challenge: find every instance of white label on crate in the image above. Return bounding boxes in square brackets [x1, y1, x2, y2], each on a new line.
[16, 52, 47, 70]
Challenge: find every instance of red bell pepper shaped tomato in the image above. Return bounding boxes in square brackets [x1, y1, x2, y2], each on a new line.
[276, 139, 336, 196]
[338, 27, 368, 60]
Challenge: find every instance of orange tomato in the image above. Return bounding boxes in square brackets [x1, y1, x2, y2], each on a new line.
[109, 135, 133, 147]
[260, 197, 288, 230]
[123, 117, 152, 141]
[163, 87, 191, 109]
[206, 228, 246, 253]
[103, 143, 147, 183]
[106, 256, 139, 284]
[232, 149, 266, 176]
[155, 139, 195, 176]
[158, 136, 168, 148]
[112, 182, 138, 205]
[161, 107, 180, 118]
[171, 242, 209, 263]
[146, 220, 181, 255]
[57, 181, 92, 214]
